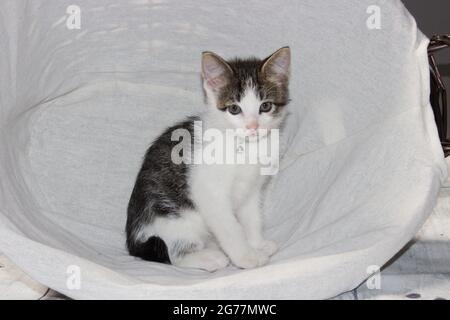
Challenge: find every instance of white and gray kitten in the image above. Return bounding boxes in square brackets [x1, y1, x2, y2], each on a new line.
[126, 47, 291, 271]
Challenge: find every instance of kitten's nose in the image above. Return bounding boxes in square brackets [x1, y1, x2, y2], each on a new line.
[246, 121, 259, 130]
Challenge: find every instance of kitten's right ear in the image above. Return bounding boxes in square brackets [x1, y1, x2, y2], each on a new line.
[201, 52, 233, 92]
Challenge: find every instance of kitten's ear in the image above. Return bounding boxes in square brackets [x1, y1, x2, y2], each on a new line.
[261, 47, 291, 83]
[201, 51, 233, 92]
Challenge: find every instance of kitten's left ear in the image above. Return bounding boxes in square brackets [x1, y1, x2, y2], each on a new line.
[261, 46, 291, 82]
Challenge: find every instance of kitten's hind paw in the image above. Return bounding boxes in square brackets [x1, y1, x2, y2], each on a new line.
[231, 248, 269, 269]
[201, 251, 230, 272]
[174, 249, 229, 272]
[257, 240, 278, 257]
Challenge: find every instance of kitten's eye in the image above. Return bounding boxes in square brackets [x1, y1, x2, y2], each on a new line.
[260, 102, 273, 113]
[227, 104, 242, 115]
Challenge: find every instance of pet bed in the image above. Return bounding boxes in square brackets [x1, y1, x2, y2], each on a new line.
[0, 0, 447, 299]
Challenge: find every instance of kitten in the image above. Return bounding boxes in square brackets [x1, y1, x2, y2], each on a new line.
[126, 47, 291, 271]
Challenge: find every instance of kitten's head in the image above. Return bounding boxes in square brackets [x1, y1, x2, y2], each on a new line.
[201, 47, 291, 138]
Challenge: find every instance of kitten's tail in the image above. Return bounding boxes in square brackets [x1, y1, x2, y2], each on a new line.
[126, 181, 171, 264]
[127, 236, 171, 264]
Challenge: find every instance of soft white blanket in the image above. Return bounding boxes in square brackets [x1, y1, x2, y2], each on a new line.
[0, 0, 446, 299]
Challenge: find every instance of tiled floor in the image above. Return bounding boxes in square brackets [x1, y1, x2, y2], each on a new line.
[1, 189, 449, 300]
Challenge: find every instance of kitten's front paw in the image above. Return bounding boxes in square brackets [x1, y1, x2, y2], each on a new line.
[231, 248, 269, 269]
[257, 240, 278, 257]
